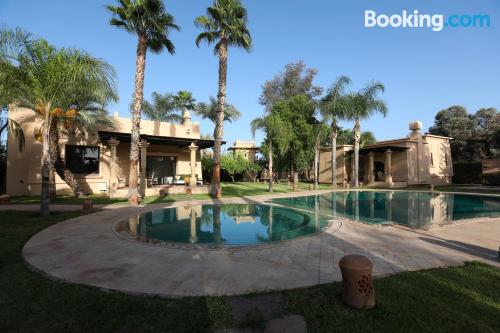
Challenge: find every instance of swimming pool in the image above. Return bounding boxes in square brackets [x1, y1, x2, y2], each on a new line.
[121, 204, 330, 246]
[272, 191, 500, 229]
[118, 190, 500, 246]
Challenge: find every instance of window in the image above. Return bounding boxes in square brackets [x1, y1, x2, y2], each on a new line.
[66, 145, 100, 174]
[430, 153, 434, 166]
[444, 153, 448, 166]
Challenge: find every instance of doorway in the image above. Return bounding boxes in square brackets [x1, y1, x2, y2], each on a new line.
[147, 155, 177, 185]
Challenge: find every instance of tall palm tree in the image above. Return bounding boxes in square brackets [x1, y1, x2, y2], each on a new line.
[320, 76, 351, 187]
[251, 113, 291, 193]
[107, 0, 180, 202]
[195, 96, 241, 123]
[0, 29, 117, 215]
[195, 0, 252, 198]
[312, 121, 330, 189]
[141, 92, 181, 122]
[346, 82, 387, 187]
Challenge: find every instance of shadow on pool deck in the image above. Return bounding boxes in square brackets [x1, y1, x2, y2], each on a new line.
[419, 237, 499, 262]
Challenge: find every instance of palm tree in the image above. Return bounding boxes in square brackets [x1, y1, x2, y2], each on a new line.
[320, 76, 351, 187]
[107, 0, 180, 202]
[346, 82, 387, 187]
[0, 29, 117, 215]
[195, 0, 252, 198]
[173, 90, 196, 117]
[195, 96, 241, 123]
[141, 92, 181, 122]
[312, 121, 330, 189]
[251, 113, 291, 193]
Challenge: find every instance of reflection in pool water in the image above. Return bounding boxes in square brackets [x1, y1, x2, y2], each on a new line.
[126, 204, 330, 246]
[272, 191, 500, 229]
[123, 191, 500, 246]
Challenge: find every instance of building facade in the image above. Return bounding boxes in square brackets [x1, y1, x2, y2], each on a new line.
[318, 121, 453, 187]
[6, 108, 218, 197]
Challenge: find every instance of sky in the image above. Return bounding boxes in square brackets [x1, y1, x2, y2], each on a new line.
[1, 0, 499, 149]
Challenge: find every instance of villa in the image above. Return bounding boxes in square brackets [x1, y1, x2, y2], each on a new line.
[318, 121, 454, 187]
[6, 109, 218, 197]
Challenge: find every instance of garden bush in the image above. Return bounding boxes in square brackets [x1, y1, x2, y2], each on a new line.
[478, 171, 500, 185]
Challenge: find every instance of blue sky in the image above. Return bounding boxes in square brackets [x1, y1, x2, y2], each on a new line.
[1, 0, 499, 148]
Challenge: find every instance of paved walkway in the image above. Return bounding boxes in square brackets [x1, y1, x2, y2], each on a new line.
[22, 191, 500, 297]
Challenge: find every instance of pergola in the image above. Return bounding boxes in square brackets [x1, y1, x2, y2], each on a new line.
[349, 145, 409, 186]
[98, 131, 223, 196]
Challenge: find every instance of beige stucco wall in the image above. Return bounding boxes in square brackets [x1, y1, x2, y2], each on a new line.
[6, 109, 205, 196]
[318, 145, 352, 184]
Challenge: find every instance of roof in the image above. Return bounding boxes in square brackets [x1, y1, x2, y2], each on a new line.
[347, 145, 409, 155]
[98, 131, 223, 149]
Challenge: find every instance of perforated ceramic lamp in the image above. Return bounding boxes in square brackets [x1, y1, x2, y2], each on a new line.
[339, 254, 375, 309]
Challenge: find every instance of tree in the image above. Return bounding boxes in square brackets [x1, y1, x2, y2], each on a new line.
[173, 90, 196, 117]
[429, 106, 500, 162]
[195, 0, 252, 198]
[251, 112, 292, 192]
[107, 0, 180, 202]
[244, 159, 261, 183]
[345, 82, 387, 187]
[320, 76, 351, 186]
[141, 92, 181, 122]
[270, 95, 317, 187]
[1, 28, 117, 215]
[220, 152, 247, 182]
[195, 96, 241, 123]
[312, 121, 330, 189]
[259, 61, 323, 112]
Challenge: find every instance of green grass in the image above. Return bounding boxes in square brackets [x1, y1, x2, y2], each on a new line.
[0, 211, 232, 333]
[1, 210, 499, 332]
[9, 181, 331, 205]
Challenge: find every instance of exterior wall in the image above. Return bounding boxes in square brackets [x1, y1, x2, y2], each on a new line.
[482, 159, 500, 174]
[424, 135, 453, 185]
[316, 124, 453, 187]
[318, 146, 352, 184]
[6, 109, 204, 196]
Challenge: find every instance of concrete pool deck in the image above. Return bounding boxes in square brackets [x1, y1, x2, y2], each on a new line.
[22, 190, 500, 297]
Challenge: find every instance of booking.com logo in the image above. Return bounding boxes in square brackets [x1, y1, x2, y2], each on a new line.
[365, 10, 491, 32]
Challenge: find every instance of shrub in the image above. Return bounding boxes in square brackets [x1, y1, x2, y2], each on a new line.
[452, 162, 482, 184]
[478, 171, 500, 185]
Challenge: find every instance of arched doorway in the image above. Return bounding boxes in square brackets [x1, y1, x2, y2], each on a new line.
[374, 161, 385, 181]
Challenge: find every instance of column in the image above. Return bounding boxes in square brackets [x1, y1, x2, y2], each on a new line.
[368, 151, 375, 184]
[386, 191, 393, 222]
[189, 208, 198, 244]
[139, 139, 149, 196]
[188, 142, 198, 187]
[385, 149, 393, 188]
[107, 137, 120, 198]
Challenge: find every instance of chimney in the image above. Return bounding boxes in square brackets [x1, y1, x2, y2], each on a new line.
[409, 121, 422, 140]
[182, 110, 192, 125]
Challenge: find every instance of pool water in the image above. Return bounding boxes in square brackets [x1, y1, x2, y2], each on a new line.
[121, 191, 500, 246]
[272, 191, 500, 229]
[124, 204, 330, 246]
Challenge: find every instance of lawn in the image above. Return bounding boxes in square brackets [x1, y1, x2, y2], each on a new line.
[1, 210, 499, 332]
[9, 181, 332, 205]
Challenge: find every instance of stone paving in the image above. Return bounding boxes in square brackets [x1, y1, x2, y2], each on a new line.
[22, 190, 500, 297]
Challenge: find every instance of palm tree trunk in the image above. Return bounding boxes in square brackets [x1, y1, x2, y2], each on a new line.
[331, 121, 337, 187]
[49, 118, 58, 200]
[49, 119, 82, 196]
[128, 35, 148, 202]
[354, 118, 361, 188]
[268, 140, 273, 193]
[212, 41, 228, 198]
[40, 112, 51, 216]
[314, 137, 319, 190]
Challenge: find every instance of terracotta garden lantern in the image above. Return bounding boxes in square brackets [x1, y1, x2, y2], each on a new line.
[339, 254, 375, 309]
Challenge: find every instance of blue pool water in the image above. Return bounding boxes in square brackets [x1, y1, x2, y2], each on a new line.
[121, 191, 500, 246]
[272, 191, 500, 229]
[124, 204, 330, 246]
